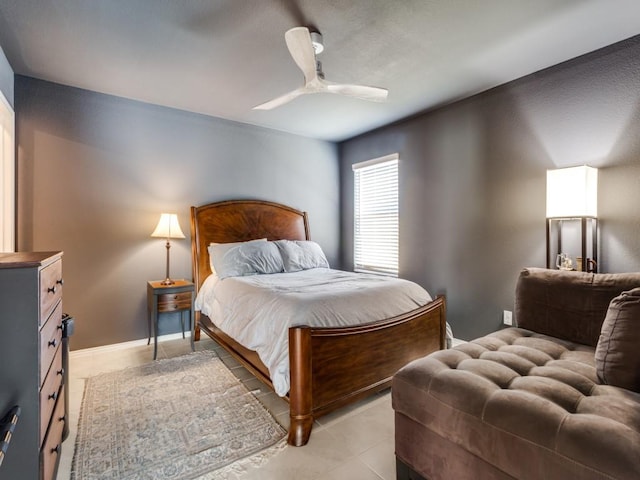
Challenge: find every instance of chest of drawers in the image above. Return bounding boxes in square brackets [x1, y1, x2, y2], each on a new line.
[0, 252, 65, 480]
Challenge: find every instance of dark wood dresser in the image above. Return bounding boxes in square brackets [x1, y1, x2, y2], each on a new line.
[0, 252, 65, 480]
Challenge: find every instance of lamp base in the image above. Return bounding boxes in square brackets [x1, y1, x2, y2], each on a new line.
[160, 278, 175, 286]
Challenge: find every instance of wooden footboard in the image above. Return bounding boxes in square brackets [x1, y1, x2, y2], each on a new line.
[288, 295, 446, 446]
[197, 295, 446, 447]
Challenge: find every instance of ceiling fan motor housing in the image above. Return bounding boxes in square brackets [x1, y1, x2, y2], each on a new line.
[310, 31, 324, 54]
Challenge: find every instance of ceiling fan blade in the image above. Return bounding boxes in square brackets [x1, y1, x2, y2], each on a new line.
[254, 27, 388, 110]
[325, 83, 388, 102]
[284, 27, 318, 83]
[252, 87, 307, 110]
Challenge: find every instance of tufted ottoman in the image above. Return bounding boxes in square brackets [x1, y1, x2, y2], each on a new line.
[393, 268, 640, 480]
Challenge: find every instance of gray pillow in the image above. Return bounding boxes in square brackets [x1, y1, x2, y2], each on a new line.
[210, 240, 283, 279]
[274, 240, 329, 272]
[595, 287, 640, 392]
[207, 238, 265, 274]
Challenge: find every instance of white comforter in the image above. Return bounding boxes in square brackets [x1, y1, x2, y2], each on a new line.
[195, 268, 432, 396]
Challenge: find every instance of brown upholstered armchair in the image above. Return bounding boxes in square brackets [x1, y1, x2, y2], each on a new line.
[393, 268, 640, 480]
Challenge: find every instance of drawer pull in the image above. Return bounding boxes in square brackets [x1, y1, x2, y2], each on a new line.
[51, 445, 60, 455]
[57, 324, 63, 331]
[57, 368, 64, 377]
[48, 391, 58, 401]
[56, 278, 64, 285]
[48, 339, 57, 348]
[59, 414, 66, 423]
[47, 286, 56, 294]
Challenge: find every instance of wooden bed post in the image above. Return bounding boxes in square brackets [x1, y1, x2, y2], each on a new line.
[193, 311, 201, 341]
[288, 326, 313, 446]
[190, 206, 201, 342]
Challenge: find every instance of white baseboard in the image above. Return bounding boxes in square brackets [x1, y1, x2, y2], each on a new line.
[70, 332, 191, 359]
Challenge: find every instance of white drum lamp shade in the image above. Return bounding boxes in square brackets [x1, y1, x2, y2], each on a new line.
[546, 166, 598, 218]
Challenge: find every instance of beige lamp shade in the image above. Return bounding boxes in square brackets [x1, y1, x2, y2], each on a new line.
[151, 213, 185, 239]
[546, 166, 598, 218]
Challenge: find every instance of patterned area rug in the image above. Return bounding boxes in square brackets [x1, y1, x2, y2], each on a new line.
[71, 351, 286, 479]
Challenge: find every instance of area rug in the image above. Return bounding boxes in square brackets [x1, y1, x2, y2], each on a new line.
[71, 350, 286, 480]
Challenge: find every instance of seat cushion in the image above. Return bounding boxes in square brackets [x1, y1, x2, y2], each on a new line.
[393, 327, 640, 480]
[595, 287, 640, 392]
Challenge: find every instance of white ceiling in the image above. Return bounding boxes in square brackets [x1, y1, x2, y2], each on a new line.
[1, 0, 639, 142]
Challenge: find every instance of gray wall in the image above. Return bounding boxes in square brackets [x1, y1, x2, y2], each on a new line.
[340, 35, 640, 341]
[16, 76, 339, 350]
[0, 44, 13, 107]
[12, 35, 640, 348]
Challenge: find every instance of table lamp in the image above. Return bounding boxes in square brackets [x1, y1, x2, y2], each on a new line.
[151, 213, 185, 285]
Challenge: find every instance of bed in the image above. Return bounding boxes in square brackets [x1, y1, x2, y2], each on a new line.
[190, 199, 446, 446]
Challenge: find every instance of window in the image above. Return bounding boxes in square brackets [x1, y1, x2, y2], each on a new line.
[0, 91, 14, 253]
[353, 154, 398, 276]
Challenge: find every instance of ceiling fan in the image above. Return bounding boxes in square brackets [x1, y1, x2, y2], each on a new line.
[253, 26, 389, 110]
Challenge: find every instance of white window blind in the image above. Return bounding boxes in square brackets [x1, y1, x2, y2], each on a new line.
[353, 154, 398, 276]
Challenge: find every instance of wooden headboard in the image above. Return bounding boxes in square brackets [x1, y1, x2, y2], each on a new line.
[190, 200, 310, 291]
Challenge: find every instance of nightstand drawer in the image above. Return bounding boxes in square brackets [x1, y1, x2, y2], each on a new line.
[157, 292, 192, 312]
[40, 259, 63, 326]
[40, 302, 63, 386]
[41, 388, 65, 480]
[39, 345, 63, 445]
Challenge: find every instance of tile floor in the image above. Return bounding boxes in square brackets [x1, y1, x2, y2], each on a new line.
[57, 335, 399, 480]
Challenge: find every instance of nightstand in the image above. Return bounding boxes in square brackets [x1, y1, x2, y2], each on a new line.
[147, 280, 195, 360]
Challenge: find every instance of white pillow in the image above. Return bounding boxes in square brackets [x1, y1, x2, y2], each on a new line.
[210, 240, 284, 279]
[274, 240, 330, 272]
[207, 239, 266, 274]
